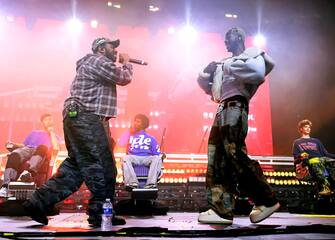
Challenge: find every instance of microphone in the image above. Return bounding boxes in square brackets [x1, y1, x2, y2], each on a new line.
[129, 58, 148, 65]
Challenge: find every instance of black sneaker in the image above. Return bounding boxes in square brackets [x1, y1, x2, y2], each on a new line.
[125, 183, 138, 191]
[88, 221, 100, 228]
[112, 216, 126, 225]
[23, 201, 48, 225]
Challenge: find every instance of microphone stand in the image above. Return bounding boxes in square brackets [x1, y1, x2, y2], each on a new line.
[160, 128, 167, 161]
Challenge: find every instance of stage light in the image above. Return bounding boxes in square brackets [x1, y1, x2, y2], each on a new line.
[168, 27, 175, 35]
[253, 34, 266, 48]
[225, 13, 238, 19]
[203, 125, 209, 131]
[149, 5, 160, 12]
[113, 4, 121, 9]
[179, 25, 198, 44]
[90, 19, 98, 28]
[203, 112, 208, 119]
[107, 1, 112, 7]
[66, 18, 83, 32]
[208, 112, 214, 119]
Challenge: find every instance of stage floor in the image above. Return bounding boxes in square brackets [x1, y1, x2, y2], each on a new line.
[0, 212, 335, 239]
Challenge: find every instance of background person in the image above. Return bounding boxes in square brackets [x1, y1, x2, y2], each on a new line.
[119, 114, 162, 189]
[293, 119, 335, 196]
[0, 113, 60, 198]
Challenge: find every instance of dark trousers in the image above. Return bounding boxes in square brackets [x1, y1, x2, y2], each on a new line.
[206, 102, 277, 219]
[26, 111, 117, 223]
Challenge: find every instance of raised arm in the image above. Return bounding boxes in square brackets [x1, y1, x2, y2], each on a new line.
[47, 126, 60, 152]
[97, 61, 133, 86]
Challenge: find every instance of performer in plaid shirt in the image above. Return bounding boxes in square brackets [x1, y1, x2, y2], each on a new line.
[24, 37, 132, 227]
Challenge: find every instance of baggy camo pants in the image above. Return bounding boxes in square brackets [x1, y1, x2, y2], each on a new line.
[307, 157, 335, 191]
[206, 102, 277, 219]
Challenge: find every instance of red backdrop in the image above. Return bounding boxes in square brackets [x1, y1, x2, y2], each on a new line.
[0, 18, 273, 155]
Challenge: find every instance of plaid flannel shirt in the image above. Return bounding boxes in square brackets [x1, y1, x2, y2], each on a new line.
[64, 54, 133, 118]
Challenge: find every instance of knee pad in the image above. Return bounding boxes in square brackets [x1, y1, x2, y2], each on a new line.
[34, 145, 48, 157]
[6, 152, 22, 170]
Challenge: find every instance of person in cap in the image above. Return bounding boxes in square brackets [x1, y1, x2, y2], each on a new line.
[23, 37, 133, 227]
[197, 27, 279, 225]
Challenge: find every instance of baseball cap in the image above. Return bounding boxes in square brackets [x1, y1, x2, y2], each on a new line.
[91, 37, 120, 52]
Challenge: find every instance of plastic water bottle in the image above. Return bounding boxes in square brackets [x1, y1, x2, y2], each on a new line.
[101, 198, 113, 231]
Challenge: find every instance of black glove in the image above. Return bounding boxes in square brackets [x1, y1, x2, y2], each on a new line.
[203, 61, 217, 74]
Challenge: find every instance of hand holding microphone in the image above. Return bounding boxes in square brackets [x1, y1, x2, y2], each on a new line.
[118, 53, 130, 64]
[119, 53, 148, 66]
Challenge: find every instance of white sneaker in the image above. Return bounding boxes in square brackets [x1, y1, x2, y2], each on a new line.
[198, 209, 233, 224]
[0, 187, 8, 197]
[19, 170, 33, 182]
[249, 202, 280, 223]
[0, 187, 13, 198]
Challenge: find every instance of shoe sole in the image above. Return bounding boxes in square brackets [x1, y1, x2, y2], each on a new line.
[250, 202, 280, 224]
[198, 219, 233, 225]
[319, 192, 333, 196]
